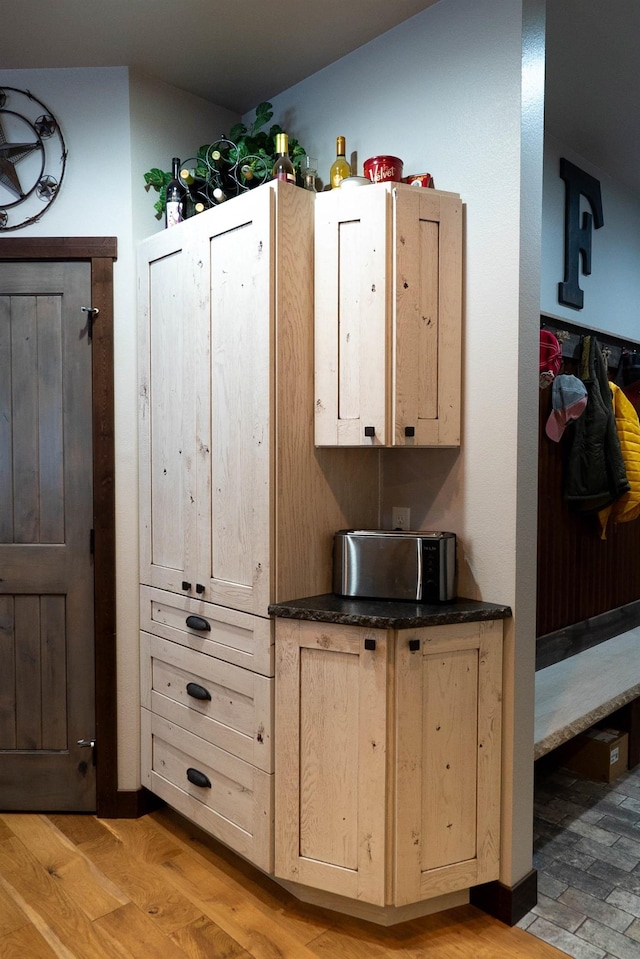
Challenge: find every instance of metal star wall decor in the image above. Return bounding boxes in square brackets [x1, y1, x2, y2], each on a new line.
[0, 87, 67, 231]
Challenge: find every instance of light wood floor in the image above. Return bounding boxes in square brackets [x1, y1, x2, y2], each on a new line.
[0, 807, 566, 959]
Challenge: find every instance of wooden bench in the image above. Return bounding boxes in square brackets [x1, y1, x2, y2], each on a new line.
[535, 629, 640, 762]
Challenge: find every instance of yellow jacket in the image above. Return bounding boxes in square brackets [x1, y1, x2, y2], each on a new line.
[599, 382, 640, 537]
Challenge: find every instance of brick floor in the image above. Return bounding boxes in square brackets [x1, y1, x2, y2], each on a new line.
[519, 757, 640, 959]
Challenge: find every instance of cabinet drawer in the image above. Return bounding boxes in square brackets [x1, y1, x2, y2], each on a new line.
[141, 632, 273, 772]
[141, 709, 273, 873]
[140, 585, 274, 676]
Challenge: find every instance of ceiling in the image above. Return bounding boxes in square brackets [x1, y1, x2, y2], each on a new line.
[545, 0, 640, 197]
[1, 0, 638, 194]
[0, 0, 440, 114]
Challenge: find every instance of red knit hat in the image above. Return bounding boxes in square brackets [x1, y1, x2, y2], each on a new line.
[540, 329, 562, 377]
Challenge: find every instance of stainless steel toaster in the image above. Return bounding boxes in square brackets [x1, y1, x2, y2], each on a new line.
[333, 529, 457, 603]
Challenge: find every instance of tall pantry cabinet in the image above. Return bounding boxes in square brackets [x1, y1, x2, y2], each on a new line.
[137, 181, 378, 871]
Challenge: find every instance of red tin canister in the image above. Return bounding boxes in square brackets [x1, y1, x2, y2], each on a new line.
[363, 155, 404, 184]
[405, 173, 434, 188]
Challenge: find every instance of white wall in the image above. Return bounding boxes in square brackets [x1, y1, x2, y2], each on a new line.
[0, 66, 239, 791]
[265, 0, 545, 889]
[128, 72, 239, 243]
[541, 133, 640, 339]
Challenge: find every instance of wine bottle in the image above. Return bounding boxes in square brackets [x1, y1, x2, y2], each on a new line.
[302, 155, 318, 192]
[180, 168, 206, 217]
[271, 133, 296, 184]
[330, 136, 351, 189]
[240, 163, 258, 189]
[165, 157, 185, 227]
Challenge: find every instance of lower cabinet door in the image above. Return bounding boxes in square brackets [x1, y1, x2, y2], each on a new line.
[393, 620, 503, 905]
[275, 619, 389, 905]
[141, 709, 273, 872]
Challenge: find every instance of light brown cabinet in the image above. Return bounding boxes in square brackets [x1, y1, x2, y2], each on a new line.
[138, 182, 378, 871]
[314, 183, 462, 448]
[140, 617, 274, 870]
[275, 617, 503, 907]
[275, 620, 390, 904]
[138, 587, 275, 869]
[138, 181, 377, 618]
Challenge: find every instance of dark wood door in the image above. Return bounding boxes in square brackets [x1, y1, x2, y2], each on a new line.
[0, 260, 96, 810]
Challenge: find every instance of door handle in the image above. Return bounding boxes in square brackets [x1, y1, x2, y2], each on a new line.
[186, 682, 212, 701]
[186, 767, 211, 789]
[81, 306, 99, 343]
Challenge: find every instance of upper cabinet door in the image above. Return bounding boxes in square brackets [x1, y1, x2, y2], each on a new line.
[191, 187, 275, 616]
[138, 224, 200, 596]
[138, 189, 274, 613]
[315, 186, 390, 447]
[314, 184, 462, 448]
[393, 188, 462, 447]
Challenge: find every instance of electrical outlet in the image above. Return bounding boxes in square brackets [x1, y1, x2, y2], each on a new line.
[391, 506, 411, 531]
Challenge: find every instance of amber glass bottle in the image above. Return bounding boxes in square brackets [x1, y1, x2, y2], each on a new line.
[330, 136, 351, 188]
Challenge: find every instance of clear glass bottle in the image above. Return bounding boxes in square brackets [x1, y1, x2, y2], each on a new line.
[330, 136, 351, 189]
[302, 155, 318, 192]
[272, 133, 296, 184]
[165, 157, 185, 227]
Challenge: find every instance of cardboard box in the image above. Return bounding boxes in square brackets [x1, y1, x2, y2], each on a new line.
[563, 727, 629, 783]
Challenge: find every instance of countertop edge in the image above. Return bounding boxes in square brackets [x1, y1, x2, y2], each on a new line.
[268, 594, 512, 630]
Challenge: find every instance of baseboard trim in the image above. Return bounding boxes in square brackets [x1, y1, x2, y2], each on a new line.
[536, 600, 640, 670]
[469, 869, 537, 926]
[109, 788, 165, 819]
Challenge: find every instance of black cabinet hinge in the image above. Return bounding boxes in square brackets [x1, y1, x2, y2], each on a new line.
[90, 528, 95, 555]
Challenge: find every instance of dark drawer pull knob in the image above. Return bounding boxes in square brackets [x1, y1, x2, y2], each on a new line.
[186, 682, 212, 701]
[195, 583, 205, 594]
[409, 638, 421, 652]
[364, 426, 376, 437]
[185, 614, 211, 632]
[364, 638, 376, 651]
[182, 581, 191, 591]
[186, 767, 211, 789]
[405, 426, 415, 437]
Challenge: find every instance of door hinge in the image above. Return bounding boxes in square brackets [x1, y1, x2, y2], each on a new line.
[90, 528, 95, 554]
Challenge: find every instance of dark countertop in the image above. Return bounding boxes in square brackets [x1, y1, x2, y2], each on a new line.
[268, 593, 512, 630]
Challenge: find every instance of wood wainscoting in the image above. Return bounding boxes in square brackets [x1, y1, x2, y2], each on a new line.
[537, 384, 640, 641]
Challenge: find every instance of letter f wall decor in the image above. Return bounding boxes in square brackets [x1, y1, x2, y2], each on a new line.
[558, 157, 604, 309]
